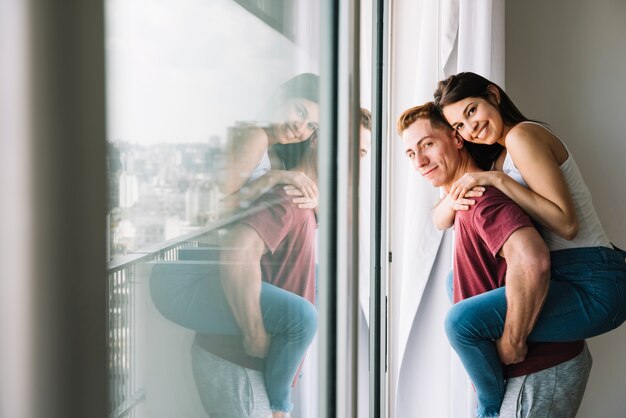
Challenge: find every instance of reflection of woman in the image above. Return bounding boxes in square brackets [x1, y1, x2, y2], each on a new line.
[218, 73, 320, 217]
[433, 71, 626, 417]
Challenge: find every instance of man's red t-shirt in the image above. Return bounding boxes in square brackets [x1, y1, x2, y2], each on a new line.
[453, 186, 583, 378]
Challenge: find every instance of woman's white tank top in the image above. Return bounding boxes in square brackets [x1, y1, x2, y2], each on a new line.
[501, 121, 611, 251]
[247, 150, 272, 183]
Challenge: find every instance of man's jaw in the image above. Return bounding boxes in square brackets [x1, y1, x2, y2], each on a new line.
[421, 165, 437, 178]
[420, 165, 446, 188]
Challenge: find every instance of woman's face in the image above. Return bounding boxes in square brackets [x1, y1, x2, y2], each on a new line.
[442, 95, 505, 146]
[271, 98, 320, 144]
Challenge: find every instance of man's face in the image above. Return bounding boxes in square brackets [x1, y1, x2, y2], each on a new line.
[359, 125, 372, 159]
[401, 119, 462, 188]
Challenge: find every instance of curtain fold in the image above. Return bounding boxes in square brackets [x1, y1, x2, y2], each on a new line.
[391, 1, 505, 416]
[393, 0, 443, 383]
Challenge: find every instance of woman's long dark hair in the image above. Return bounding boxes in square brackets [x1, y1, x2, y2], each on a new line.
[434, 72, 533, 170]
[262, 73, 320, 120]
[266, 73, 319, 170]
[271, 137, 312, 170]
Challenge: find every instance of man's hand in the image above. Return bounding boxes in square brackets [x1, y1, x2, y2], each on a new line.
[495, 334, 528, 365]
[243, 330, 272, 358]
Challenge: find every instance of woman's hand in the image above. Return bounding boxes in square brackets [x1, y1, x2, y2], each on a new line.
[449, 172, 499, 201]
[432, 186, 485, 229]
[270, 170, 319, 209]
[283, 185, 318, 209]
[445, 186, 485, 211]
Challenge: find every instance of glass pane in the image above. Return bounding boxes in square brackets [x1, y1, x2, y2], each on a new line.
[358, 0, 374, 414]
[105, 1, 322, 417]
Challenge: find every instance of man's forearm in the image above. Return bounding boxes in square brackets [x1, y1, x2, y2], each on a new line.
[502, 265, 549, 345]
[220, 260, 265, 341]
[219, 224, 269, 357]
[499, 226, 551, 363]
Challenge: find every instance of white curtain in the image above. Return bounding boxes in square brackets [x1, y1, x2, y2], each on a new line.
[390, 1, 505, 416]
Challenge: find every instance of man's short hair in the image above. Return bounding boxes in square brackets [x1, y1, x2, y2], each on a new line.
[396, 102, 451, 135]
[360, 107, 372, 130]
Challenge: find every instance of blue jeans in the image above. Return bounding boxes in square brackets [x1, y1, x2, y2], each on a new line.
[445, 246, 626, 417]
[149, 262, 318, 413]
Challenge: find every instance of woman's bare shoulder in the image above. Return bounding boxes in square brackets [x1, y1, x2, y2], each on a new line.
[507, 122, 567, 162]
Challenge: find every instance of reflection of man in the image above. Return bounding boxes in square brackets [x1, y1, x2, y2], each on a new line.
[150, 137, 319, 418]
[191, 185, 317, 418]
[397, 103, 591, 417]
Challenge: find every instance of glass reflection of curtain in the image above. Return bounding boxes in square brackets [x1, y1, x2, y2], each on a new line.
[390, 1, 504, 417]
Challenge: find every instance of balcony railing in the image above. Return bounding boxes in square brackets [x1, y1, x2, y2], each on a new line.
[107, 222, 229, 418]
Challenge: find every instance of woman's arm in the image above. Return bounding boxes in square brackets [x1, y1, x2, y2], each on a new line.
[218, 126, 269, 198]
[449, 125, 578, 239]
[219, 169, 318, 217]
[504, 126, 578, 238]
[432, 195, 461, 230]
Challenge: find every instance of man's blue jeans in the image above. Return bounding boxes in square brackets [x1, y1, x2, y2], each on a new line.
[445, 246, 626, 417]
[149, 262, 318, 413]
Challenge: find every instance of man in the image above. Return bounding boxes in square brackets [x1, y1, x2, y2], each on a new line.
[192, 184, 318, 418]
[397, 102, 591, 417]
[150, 138, 319, 418]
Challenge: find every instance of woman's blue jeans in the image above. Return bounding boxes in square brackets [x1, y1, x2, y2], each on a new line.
[149, 262, 318, 413]
[445, 246, 626, 418]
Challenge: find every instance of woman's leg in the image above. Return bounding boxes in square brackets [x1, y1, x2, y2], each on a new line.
[260, 284, 317, 413]
[149, 262, 241, 334]
[445, 287, 508, 417]
[445, 246, 626, 416]
[149, 262, 317, 414]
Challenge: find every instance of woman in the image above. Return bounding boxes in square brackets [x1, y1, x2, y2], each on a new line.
[218, 72, 321, 217]
[433, 71, 626, 417]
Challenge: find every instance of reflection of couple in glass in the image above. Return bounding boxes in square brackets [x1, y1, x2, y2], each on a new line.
[152, 73, 319, 418]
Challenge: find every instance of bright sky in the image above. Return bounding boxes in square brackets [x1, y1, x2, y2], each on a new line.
[105, 0, 316, 144]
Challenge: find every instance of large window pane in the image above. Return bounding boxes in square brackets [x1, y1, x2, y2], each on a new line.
[105, 1, 323, 417]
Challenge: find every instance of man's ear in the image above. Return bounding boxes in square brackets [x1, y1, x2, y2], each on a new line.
[487, 85, 501, 106]
[454, 131, 464, 149]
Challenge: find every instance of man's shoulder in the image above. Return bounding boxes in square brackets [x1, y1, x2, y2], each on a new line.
[480, 186, 513, 203]
[242, 188, 307, 222]
[469, 186, 521, 216]
[237, 187, 315, 250]
[456, 185, 533, 243]
[258, 188, 313, 213]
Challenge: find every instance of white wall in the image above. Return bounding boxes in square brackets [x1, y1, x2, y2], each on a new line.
[506, 1, 626, 416]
